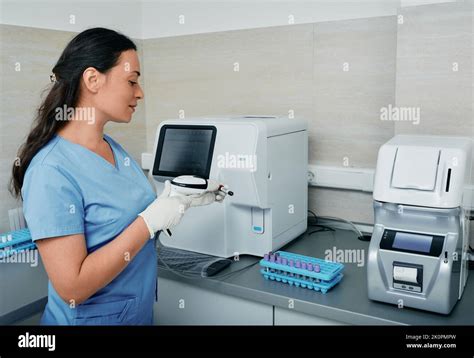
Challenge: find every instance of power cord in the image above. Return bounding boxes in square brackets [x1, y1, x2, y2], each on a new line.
[307, 210, 336, 236]
[307, 210, 371, 241]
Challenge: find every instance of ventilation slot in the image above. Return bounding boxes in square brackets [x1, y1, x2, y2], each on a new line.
[445, 169, 452, 192]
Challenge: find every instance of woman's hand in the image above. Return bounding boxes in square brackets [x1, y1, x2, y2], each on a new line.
[138, 181, 192, 237]
[139, 180, 228, 237]
[188, 188, 227, 206]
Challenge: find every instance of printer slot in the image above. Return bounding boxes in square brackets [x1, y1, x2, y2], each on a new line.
[393, 262, 423, 293]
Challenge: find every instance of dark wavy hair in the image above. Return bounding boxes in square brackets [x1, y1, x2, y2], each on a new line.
[10, 27, 137, 198]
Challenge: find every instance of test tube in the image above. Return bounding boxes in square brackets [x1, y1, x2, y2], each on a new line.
[295, 260, 301, 279]
[301, 262, 307, 281]
[276, 256, 282, 274]
[264, 254, 270, 272]
[307, 263, 313, 282]
[314, 264, 321, 282]
[281, 258, 288, 275]
[270, 254, 276, 273]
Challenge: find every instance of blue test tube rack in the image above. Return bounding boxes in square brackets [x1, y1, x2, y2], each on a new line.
[260, 250, 344, 294]
[0, 228, 35, 259]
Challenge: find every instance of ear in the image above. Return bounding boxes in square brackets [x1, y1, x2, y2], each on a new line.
[82, 67, 102, 93]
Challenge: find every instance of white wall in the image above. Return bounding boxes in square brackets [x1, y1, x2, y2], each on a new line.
[0, 0, 143, 38]
[140, 0, 399, 39]
[3, 0, 462, 40]
[0, 0, 403, 39]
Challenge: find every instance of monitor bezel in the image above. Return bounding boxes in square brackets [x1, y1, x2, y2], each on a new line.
[152, 124, 217, 179]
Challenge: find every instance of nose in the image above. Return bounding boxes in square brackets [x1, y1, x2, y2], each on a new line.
[135, 83, 144, 100]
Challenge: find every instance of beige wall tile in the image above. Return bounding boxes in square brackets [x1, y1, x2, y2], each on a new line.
[312, 16, 397, 168]
[143, 24, 314, 152]
[309, 187, 374, 224]
[395, 1, 473, 136]
[0, 25, 76, 232]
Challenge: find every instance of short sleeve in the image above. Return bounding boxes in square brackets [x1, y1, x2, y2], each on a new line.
[22, 164, 85, 241]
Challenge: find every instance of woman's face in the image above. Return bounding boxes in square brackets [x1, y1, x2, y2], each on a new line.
[94, 49, 144, 123]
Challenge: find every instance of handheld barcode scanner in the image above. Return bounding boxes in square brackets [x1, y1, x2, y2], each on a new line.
[162, 175, 233, 237]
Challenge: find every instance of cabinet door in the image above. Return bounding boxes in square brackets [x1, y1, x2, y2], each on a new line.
[154, 278, 273, 325]
[274, 307, 346, 325]
[0, 254, 48, 322]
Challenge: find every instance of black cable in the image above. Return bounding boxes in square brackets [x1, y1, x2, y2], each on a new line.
[307, 209, 369, 241]
[211, 260, 260, 280]
[308, 227, 334, 236]
[307, 210, 335, 232]
[307, 209, 318, 220]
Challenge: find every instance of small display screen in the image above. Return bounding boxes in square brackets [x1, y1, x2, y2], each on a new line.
[153, 126, 216, 178]
[392, 232, 433, 253]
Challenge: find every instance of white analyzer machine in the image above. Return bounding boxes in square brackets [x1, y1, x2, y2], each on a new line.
[368, 135, 473, 314]
[149, 116, 308, 258]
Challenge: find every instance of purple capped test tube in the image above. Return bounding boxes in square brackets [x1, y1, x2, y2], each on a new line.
[275, 256, 283, 274]
[314, 264, 320, 273]
[295, 261, 301, 278]
[263, 254, 270, 272]
[306, 263, 314, 281]
[281, 258, 288, 274]
[269, 255, 276, 273]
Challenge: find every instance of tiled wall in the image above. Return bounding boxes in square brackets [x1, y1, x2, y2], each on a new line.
[395, 1, 473, 137]
[142, 16, 398, 224]
[1, 2, 473, 233]
[0, 26, 73, 233]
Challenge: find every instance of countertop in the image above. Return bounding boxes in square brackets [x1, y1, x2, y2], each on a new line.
[157, 225, 474, 325]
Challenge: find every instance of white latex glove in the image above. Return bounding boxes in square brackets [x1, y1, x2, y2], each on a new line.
[188, 189, 227, 207]
[186, 179, 227, 206]
[138, 181, 192, 238]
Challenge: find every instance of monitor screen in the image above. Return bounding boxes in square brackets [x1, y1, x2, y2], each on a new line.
[392, 232, 433, 253]
[152, 125, 216, 179]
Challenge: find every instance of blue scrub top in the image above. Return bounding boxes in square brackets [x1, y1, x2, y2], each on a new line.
[22, 134, 157, 325]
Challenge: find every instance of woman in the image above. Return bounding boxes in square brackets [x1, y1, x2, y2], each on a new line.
[10, 28, 220, 325]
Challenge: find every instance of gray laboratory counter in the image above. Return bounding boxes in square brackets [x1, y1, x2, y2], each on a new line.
[156, 227, 474, 325]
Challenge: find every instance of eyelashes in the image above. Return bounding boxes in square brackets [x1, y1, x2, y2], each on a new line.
[128, 80, 138, 86]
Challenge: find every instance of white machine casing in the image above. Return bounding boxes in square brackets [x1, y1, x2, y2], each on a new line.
[150, 116, 308, 258]
[368, 135, 473, 314]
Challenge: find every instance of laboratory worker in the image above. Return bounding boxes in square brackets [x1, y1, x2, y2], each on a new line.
[10, 28, 224, 325]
